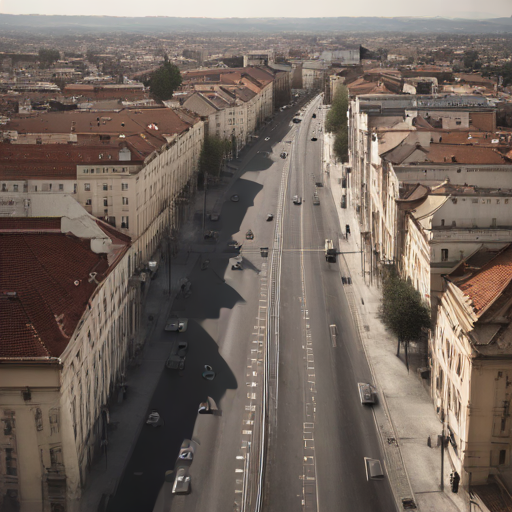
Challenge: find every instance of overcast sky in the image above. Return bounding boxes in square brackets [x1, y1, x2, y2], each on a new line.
[0, 0, 511, 19]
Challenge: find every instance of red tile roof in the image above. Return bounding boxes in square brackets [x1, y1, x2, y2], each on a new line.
[0, 218, 129, 359]
[426, 144, 510, 165]
[456, 244, 512, 316]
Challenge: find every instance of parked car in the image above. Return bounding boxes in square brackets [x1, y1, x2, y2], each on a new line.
[231, 194, 239, 202]
[172, 467, 191, 494]
[312, 113, 317, 118]
[246, 229, 254, 240]
[280, 152, 288, 159]
[364, 457, 384, 481]
[265, 137, 270, 141]
[266, 214, 274, 221]
[178, 439, 196, 461]
[292, 118, 302, 123]
[311, 137, 318, 142]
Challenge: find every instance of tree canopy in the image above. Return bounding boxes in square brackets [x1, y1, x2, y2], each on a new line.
[380, 268, 431, 369]
[146, 60, 182, 101]
[325, 85, 349, 163]
[198, 135, 232, 183]
[38, 48, 60, 69]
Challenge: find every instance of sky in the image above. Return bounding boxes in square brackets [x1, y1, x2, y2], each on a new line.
[0, 0, 510, 19]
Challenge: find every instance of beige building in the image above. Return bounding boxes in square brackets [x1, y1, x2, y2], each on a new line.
[0, 209, 135, 512]
[432, 244, 512, 489]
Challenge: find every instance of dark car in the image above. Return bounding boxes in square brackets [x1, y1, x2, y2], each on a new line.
[312, 113, 317, 118]
[203, 230, 218, 240]
[311, 137, 318, 142]
[292, 118, 302, 124]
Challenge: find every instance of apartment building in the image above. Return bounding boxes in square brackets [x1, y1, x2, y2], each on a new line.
[0, 107, 204, 267]
[432, 244, 512, 488]
[0, 210, 134, 512]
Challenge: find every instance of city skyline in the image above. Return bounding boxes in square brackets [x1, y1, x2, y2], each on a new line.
[0, 0, 510, 20]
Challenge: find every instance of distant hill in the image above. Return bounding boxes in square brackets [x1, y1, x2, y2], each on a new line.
[0, 14, 512, 34]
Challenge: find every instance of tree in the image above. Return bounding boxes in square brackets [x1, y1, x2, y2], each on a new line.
[463, 50, 479, 70]
[333, 129, 348, 163]
[198, 135, 232, 183]
[38, 48, 60, 69]
[146, 59, 182, 102]
[380, 268, 431, 371]
[325, 85, 348, 133]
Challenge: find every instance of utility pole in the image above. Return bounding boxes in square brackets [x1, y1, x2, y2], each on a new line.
[202, 171, 207, 233]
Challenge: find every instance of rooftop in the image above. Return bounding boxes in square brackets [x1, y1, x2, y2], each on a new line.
[0, 217, 130, 359]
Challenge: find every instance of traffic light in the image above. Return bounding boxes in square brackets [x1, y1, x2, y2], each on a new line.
[450, 471, 460, 493]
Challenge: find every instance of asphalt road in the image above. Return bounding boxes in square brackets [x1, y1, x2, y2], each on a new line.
[107, 95, 313, 512]
[263, 96, 397, 511]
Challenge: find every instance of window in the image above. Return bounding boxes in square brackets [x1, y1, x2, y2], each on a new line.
[102, 183, 108, 191]
[85, 199, 91, 206]
[441, 249, 449, 262]
[34, 186, 38, 192]
[455, 118, 462, 126]
[441, 219, 445, 226]
[59, 184, 64, 191]
[122, 197, 129, 205]
[73, 184, 77, 194]
[13, 184, 18, 192]
[506, 199, 509, 205]
[122, 183, 128, 191]
[492, 218, 497, 228]
[84, 183, 90, 191]
[2, 184, 7, 192]
[500, 450, 507, 465]
[472, 199, 478, 204]
[49, 184, 52, 191]
[50, 446, 63, 467]
[103, 198, 108, 207]
[83, 169, 89, 173]
[122, 216, 129, 229]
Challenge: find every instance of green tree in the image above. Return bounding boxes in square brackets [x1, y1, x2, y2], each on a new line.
[380, 268, 431, 371]
[333, 129, 348, 163]
[38, 48, 60, 69]
[325, 85, 348, 133]
[198, 135, 232, 183]
[463, 50, 480, 70]
[146, 59, 182, 102]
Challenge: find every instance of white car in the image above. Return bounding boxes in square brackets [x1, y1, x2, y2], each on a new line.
[265, 137, 270, 141]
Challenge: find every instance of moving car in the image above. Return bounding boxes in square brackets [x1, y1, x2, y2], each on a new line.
[227, 240, 242, 249]
[266, 214, 274, 221]
[280, 152, 288, 159]
[165, 318, 188, 332]
[203, 230, 218, 240]
[146, 409, 163, 427]
[358, 382, 375, 404]
[231, 194, 239, 202]
[246, 229, 254, 240]
[293, 195, 302, 205]
[265, 137, 270, 141]
[364, 458, 384, 481]
[313, 194, 320, 205]
[312, 113, 317, 118]
[198, 396, 218, 414]
[292, 118, 302, 123]
[172, 467, 191, 494]
[311, 137, 318, 142]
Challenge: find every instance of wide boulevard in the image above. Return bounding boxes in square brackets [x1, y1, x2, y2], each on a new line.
[107, 93, 396, 512]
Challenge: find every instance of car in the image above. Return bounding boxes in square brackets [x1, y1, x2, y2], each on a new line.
[177, 341, 188, 358]
[312, 113, 317, 118]
[165, 318, 188, 332]
[199, 396, 218, 414]
[246, 229, 254, 240]
[265, 137, 270, 141]
[292, 118, 302, 124]
[311, 137, 318, 142]
[231, 194, 239, 202]
[210, 213, 219, 221]
[364, 458, 384, 481]
[280, 152, 288, 159]
[227, 240, 242, 249]
[202, 365, 216, 380]
[178, 439, 196, 461]
[166, 353, 186, 370]
[293, 195, 302, 205]
[313, 195, 320, 205]
[146, 409, 162, 427]
[266, 214, 274, 221]
[204, 230, 218, 240]
[358, 382, 375, 405]
[172, 467, 191, 494]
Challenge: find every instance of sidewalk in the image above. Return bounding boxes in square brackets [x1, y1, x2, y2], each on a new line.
[324, 133, 466, 512]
